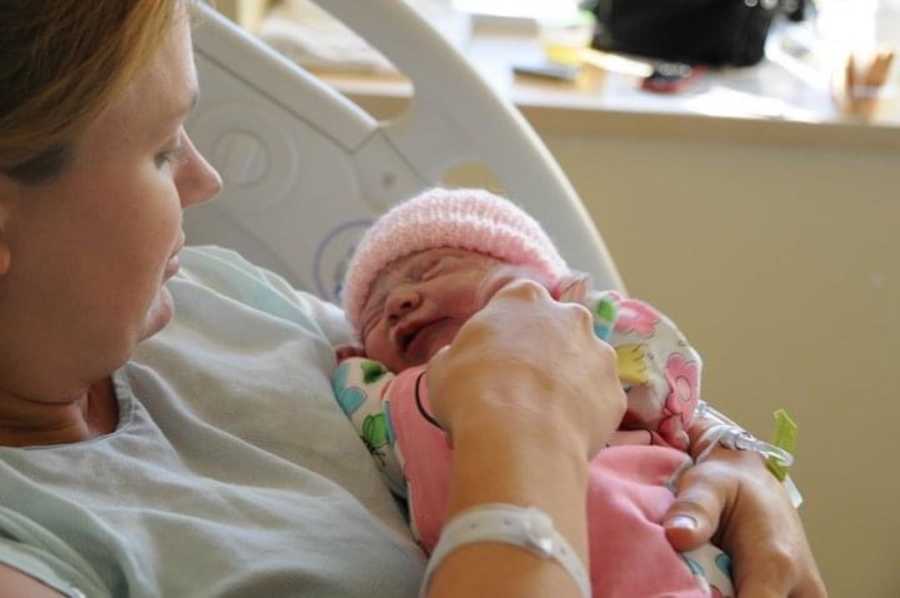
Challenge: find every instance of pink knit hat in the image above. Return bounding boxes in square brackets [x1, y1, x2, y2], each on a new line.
[341, 188, 569, 332]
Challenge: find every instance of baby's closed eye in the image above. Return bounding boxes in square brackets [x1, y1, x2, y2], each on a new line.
[420, 256, 462, 281]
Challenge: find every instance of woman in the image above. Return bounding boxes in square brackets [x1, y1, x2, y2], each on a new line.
[0, 1, 825, 596]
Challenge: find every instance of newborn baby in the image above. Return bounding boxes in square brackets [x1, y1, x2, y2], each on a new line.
[333, 188, 734, 597]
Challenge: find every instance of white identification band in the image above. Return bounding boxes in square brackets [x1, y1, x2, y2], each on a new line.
[418, 504, 590, 598]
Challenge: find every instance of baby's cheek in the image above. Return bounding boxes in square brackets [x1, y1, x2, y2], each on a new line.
[364, 337, 404, 373]
[362, 332, 386, 361]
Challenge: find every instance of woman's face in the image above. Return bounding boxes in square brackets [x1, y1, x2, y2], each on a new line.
[0, 13, 221, 396]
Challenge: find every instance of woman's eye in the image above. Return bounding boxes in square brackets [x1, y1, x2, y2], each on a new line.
[155, 132, 186, 169]
[154, 150, 178, 168]
[155, 142, 185, 169]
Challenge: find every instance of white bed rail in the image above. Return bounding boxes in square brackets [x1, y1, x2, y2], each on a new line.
[186, 1, 623, 301]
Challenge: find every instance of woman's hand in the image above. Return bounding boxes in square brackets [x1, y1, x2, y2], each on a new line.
[424, 279, 627, 598]
[428, 278, 626, 461]
[664, 419, 827, 598]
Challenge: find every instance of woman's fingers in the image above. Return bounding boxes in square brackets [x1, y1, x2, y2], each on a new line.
[428, 277, 625, 459]
[727, 491, 826, 598]
[666, 442, 827, 598]
[663, 461, 727, 551]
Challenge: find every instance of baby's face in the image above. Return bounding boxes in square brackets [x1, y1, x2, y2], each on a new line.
[359, 248, 535, 372]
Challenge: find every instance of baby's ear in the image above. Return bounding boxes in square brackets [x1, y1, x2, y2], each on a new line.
[552, 271, 592, 303]
[335, 344, 367, 362]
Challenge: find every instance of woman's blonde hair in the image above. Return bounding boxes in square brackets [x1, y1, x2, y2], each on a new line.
[0, 0, 183, 183]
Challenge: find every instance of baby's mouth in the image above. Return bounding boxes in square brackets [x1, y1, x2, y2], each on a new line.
[399, 318, 450, 357]
[399, 329, 418, 353]
[394, 321, 422, 354]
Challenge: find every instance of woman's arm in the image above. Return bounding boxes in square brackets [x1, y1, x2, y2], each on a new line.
[0, 564, 65, 598]
[665, 417, 827, 597]
[427, 428, 591, 598]
[425, 280, 627, 597]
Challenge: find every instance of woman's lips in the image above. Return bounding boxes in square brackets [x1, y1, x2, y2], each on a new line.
[164, 236, 185, 280]
[163, 253, 181, 279]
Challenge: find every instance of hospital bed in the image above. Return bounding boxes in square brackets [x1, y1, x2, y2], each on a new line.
[185, 0, 623, 303]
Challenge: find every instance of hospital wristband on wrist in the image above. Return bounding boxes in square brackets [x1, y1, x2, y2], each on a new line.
[694, 401, 794, 467]
[418, 503, 590, 598]
[693, 402, 803, 507]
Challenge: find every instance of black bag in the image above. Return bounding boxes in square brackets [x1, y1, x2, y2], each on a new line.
[589, 0, 793, 67]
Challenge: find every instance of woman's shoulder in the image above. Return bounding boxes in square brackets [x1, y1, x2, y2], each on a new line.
[176, 245, 354, 347]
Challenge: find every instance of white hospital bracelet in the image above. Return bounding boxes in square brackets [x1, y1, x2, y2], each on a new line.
[694, 403, 794, 469]
[694, 403, 804, 508]
[418, 504, 590, 598]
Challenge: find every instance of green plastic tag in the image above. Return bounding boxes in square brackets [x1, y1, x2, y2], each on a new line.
[766, 409, 798, 481]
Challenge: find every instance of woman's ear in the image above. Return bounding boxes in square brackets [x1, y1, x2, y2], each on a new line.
[552, 271, 592, 303]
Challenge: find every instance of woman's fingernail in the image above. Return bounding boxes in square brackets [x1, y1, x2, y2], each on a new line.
[666, 515, 697, 530]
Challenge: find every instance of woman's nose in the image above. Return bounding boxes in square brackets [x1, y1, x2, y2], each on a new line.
[386, 287, 421, 322]
[177, 132, 222, 208]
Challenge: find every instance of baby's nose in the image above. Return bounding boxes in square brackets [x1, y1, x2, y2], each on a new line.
[386, 287, 421, 320]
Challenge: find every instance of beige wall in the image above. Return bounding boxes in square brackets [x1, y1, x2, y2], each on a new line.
[453, 129, 900, 597]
